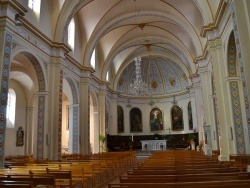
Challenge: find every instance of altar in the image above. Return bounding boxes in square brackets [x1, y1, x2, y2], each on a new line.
[141, 140, 167, 151]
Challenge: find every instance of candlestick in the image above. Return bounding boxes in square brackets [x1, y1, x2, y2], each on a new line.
[132, 134, 133, 142]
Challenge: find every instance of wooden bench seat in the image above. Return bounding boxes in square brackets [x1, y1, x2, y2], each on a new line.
[127, 167, 240, 175]
[0, 180, 33, 188]
[119, 173, 250, 183]
[108, 179, 250, 188]
[0, 174, 55, 187]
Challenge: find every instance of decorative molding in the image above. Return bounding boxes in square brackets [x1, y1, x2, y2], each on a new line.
[201, 1, 228, 37]
[230, 81, 246, 153]
[0, 33, 12, 167]
[232, 3, 250, 142]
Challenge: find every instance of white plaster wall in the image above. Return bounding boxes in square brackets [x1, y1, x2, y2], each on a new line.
[61, 100, 69, 152]
[90, 97, 94, 153]
[5, 80, 27, 156]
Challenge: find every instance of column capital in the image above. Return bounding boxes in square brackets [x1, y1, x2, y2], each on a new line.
[68, 104, 79, 108]
[81, 67, 95, 78]
[225, 76, 241, 82]
[198, 67, 209, 76]
[36, 91, 49, 96]
[208, 39, 223, 51]
[80, 77, 91, 85]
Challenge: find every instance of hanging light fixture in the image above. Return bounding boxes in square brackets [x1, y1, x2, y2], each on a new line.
[130, 57, 148, 95]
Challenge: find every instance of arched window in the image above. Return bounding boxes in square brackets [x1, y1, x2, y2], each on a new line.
[28, 0, 41, 14]
[90, 49, 96, 69]
[6, 89, 16, 128]
[68, 19, 75, 50]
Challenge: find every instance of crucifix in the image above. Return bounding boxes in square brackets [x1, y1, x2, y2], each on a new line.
[166, 128, 171, 134]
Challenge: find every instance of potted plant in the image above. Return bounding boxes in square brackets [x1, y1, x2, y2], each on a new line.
[99, 134, 107, 152]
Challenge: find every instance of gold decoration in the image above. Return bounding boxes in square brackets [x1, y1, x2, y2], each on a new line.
[151, 80, 158, 89]
[169, 77, 176, 87]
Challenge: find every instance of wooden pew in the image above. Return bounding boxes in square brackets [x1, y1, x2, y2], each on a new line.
[34, 168, 73, 187]
[127, 167, 240, 175]
[230, 154, 250, 171]
[0, 180, 33, 188]
[108, 180, 250, 188]
[119, 172, 250, 183]
[0, 174, 55, 187]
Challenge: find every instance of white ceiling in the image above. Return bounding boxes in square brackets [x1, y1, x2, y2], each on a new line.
[72, 0, 210, 90]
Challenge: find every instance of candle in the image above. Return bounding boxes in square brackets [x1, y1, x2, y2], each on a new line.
[132, 134, 133, 142]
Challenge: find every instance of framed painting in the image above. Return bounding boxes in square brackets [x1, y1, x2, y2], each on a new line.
[171, 105, 184, 131]
[130, 107, 143, 132]
[188, 101, 193, 130]
[117, 105, 124, 133]
[150, 107, 163, 132]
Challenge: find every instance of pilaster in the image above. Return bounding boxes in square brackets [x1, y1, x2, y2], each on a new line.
[110, 94, 118, 135]
[208, 39, 230, 161]
[231, 1, 250, 152]
[99, 85, 107, 137]
[79, 75, 91, 154]
[47, 58, 64, 160]
[68, 104, 79, 153]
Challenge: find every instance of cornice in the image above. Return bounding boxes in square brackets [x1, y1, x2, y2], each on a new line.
[65, 54, 83, 70]
[201, 1, 228, 38]
[1, 0, 27, 16]
[18, 17, 71, 53]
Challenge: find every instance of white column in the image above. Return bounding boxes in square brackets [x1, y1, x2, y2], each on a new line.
[93, 111, 99, 154]
[208, 39, 230, 161]
[47, 57, 64, 160]
[79, 76, 90, 154]
[99, 87, 107, 137]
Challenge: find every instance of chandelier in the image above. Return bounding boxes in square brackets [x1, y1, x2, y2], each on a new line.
[130, 57, 148, 95]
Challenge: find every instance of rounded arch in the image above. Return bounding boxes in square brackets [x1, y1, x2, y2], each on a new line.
[89, 90, 99, 154]
[90, 91, 98, 113]
[10, 50, 47, 92]
[227, 31, 238, 77]
[130, 107, 143, 132]
[65, 77, 78, 104]
[171, 105, 184, 131]
[117, 105, 124, 133]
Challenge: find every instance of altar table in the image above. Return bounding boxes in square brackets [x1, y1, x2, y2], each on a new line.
[141, 140, 167, 151]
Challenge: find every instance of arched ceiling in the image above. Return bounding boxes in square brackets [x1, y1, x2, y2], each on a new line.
[55, 0, 216, 96]
[117, 56, 189, 96]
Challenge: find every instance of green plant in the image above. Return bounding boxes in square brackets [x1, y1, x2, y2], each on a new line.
[99, 134, 107, 152]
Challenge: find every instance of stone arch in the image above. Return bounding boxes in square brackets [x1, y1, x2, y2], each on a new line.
[90, 91, 98, 113]
[89, 91, 99, 153]
[17, 51, 46, 159]
[65, 77, 79, 153]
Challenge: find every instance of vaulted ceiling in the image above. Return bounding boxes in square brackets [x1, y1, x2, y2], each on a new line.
[56, 0, 219, 96]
